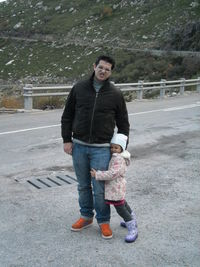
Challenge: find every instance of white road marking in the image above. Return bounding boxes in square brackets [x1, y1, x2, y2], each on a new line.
[163, 103, 200, 111]
[0, 103, 199, 136]
[129, 103, 200, 116]
[129, 109, 163, 116]
[53, 138, 62, 141]
[0, 124, 60, 136]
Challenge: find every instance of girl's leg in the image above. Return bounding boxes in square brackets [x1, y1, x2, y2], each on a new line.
[124, 200, 132, 214]
[115, 204, 132, 222]
[120, 200, 137, 228]
[125, 200, 137, 222]
[115, 203, 138, 243]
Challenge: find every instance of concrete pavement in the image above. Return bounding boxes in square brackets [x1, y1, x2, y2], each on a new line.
[0, 92, 200, 267]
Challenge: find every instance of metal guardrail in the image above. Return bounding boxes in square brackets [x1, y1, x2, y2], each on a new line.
[23, 77, 200, 110]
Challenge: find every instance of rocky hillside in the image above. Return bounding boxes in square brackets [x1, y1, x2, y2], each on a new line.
[0, 0, 200, 83]
[161, 21, 200, 51]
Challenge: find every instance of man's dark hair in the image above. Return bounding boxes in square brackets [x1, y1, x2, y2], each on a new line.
[95, 55, 115, 70]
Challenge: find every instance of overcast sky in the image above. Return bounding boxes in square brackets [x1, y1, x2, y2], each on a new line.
[0, 0, 7, 2]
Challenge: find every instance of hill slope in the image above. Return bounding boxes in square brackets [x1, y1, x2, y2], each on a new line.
[0, 0, 200, 82]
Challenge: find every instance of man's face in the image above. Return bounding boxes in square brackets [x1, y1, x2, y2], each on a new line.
[94, 60, 112, 81]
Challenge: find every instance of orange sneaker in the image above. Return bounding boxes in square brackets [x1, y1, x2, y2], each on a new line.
[99, 223, 113, 239]
[71, 218, 93, 231]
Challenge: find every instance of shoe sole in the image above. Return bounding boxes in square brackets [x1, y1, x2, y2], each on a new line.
[101, 234, 113, 239]
[71, 222, 93, 232]
[125, 233, 138, 243]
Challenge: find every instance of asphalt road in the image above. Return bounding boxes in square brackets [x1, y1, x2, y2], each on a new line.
[0, 92, 200, 266]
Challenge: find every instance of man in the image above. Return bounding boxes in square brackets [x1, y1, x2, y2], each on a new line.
[61, 55, 129, 239]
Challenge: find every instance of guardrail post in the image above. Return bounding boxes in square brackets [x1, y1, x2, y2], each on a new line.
[23, 84, 33, 110]
[137, 80, 143, 100]
[160, 79, 166, 99]
[197, 77, 200, 93]
[180, 78, 185, 95]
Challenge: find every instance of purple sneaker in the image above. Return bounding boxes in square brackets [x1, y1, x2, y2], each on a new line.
[125, 219, 138, 243]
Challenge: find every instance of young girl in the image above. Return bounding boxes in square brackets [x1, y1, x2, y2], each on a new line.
[90, 133, 138, 243]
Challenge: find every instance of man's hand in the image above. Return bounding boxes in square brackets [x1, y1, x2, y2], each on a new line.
[63, 142, 73, 155]
[90, 168, 97, 178]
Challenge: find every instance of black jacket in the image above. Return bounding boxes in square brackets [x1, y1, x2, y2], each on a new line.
[61, 74, 129, 144]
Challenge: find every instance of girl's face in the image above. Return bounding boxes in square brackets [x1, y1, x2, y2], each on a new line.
[110, 144, 122, 154]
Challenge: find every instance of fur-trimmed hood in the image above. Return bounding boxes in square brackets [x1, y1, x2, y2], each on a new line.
[113, 150, 131, 166]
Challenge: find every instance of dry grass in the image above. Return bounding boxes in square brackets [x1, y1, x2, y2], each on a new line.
[33, 96, 66, 109]
[0, 96, 23, 109]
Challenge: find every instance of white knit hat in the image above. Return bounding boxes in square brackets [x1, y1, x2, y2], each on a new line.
[110, 133, 128, 151]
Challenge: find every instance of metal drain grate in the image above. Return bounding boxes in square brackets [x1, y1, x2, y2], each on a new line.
[27, 174, 77, 189]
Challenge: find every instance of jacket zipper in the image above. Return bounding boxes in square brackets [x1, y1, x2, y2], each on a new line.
[89, 92, 99, 142]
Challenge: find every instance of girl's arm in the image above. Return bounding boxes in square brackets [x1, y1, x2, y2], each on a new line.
[94, 156, 125, 181]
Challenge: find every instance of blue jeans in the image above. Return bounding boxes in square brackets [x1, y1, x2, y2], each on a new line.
[72, 143, 111, 224]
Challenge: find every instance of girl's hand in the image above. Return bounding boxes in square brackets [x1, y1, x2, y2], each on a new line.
[90, 168, 96, 178]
